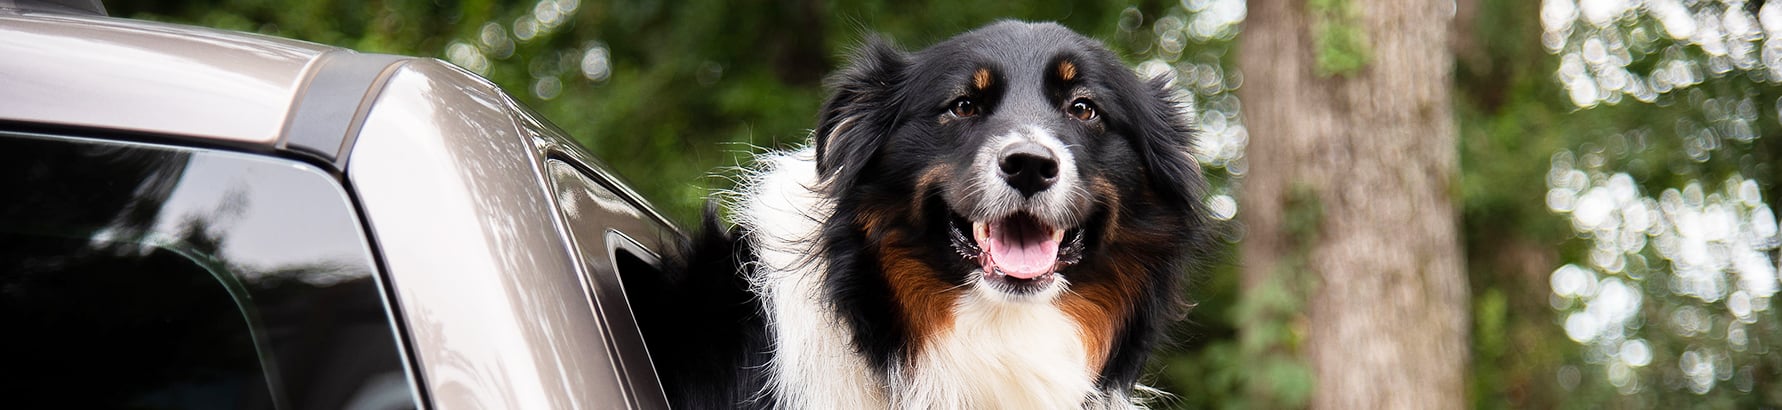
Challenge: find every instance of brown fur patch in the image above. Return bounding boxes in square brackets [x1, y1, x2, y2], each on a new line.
[1056, 298, 1113, 371]
[857, 164, 963, 357]
[1058, 60, 1078, 82]
[972, 68, 993, 90]
[914, 166, 952, 201]
[1057, 257, 1146, 373]
[1057, 175, 1150, 372]
[854, 207, 899, 240]
[877, 236, 960, 354]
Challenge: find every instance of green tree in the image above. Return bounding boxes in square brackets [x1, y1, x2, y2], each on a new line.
[115, 1, 1782, 408]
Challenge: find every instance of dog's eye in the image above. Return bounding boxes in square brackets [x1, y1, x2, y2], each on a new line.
[950, 97, 979, 118]
[1068, 99, 1097, 121]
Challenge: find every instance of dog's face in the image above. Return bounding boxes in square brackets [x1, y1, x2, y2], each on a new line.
[816, 21, 1206, 305]
[806, 21, 1211, 393]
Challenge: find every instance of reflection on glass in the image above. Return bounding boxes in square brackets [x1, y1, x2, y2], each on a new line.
[0, 132, 417, 409]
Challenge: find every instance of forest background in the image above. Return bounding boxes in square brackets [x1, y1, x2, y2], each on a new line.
[117, 0, 1782, 408]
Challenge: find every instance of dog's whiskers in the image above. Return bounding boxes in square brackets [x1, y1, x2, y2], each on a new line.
[948, 220, 982, 261]
[1057, 230, 1087, 266]
[941, 280, 975, 294]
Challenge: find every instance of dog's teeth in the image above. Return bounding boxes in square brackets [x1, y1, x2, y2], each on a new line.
[972, 221, 989, 245]
[949, 222, 980, 260]
[1050, 229, 1065, 242]
[1057, 231, 1086, 266]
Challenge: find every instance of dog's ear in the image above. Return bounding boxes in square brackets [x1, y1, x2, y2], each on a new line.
[814, 36, 907, 189]
[1124, 73, 1207, 208]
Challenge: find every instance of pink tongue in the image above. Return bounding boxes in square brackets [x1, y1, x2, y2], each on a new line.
[986, 219, 1061, 279]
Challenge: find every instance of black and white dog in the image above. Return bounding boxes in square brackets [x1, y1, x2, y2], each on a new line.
[629, 21, 1213, 409]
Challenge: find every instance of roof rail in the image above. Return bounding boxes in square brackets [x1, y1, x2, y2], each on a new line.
[1, 0, 107, 16]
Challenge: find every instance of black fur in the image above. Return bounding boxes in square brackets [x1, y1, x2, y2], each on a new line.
[623, 202, 773, 408]
[639, 21, 1214, 408]
[814, 37, 922, 373]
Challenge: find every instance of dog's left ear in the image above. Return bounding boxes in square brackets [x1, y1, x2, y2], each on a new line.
[814, 36, 908, 190]
[1124, 74, 1207, 208]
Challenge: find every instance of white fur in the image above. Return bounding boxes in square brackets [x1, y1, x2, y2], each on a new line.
[894, 286, 1096, 410]
[733, 147, 886, 408]
[733, 144, 1129, 409]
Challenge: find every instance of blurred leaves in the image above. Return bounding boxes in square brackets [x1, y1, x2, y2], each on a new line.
[115, 1, 1782, 409]
[1529, 0, 1782, 407]
[115, 0, 1138, 224]
[1157, 246, 1315, 410]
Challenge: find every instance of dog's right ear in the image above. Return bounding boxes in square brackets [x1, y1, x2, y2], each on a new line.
[814, 36, 907, 190]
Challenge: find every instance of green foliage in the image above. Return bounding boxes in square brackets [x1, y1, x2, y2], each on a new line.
[113, 1, 1782, 409]
[1158, 284, 1315, 410]
[1459, 0, 1782, 407]
[1157, 185, 1318, 410]
[1281, 183, 1323, 245]
[1227, 272, 1318, 409]
[1239, 184, 1322, 409]
[1306, 0, 1370, 76]
[115, 0, 1140, 225]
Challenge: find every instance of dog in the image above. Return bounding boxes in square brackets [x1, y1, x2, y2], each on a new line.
[628, 21, 1213, 409]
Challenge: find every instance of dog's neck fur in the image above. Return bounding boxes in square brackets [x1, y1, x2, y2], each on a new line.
[736, 147, 885, 408]
[734, 146, 1134, 409]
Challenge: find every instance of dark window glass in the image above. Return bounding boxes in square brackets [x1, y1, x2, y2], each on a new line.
[0, 132, 419, 410]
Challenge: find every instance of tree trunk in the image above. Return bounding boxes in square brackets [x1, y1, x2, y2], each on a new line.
[1236, 1, 1469, 409]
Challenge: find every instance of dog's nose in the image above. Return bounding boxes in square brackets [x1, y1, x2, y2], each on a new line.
[998, 141, 1059, 198]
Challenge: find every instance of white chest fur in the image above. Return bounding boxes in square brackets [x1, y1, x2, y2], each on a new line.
[894, 289, 1097, 410]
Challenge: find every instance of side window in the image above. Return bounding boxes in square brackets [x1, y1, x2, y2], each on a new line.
[0, 132, 420, 409]
[544, 159, 673, 409]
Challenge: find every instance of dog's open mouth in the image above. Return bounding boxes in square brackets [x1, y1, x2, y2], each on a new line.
[949, 212, 1085, 290]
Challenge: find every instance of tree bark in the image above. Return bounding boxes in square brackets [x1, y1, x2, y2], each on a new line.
[1236, 1, 1469, 409]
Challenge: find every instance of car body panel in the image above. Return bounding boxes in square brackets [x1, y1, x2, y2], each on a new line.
[539, 154, 675, 409]
[348, 59, 665, 409]
[0, 9, 327, 144]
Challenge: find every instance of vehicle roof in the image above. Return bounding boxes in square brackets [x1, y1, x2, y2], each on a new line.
[0, 8, 337, 144]
[1, 6, 688, 406]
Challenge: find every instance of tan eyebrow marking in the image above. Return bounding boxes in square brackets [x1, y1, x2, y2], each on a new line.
[1058, 60, 1077, 81]
[972, 68, 992, 90]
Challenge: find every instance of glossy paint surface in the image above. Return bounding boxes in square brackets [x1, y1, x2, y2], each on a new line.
[523, 98, 678, 408]
[544, 159, 672, 408]
[0, 10, 327, 143]
[349, 59, 648, 409]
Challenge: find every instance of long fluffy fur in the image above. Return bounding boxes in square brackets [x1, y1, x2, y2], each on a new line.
[634, 21, 1214, 409]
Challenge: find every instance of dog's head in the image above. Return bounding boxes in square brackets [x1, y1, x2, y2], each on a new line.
[815, 21, 1207, 307]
